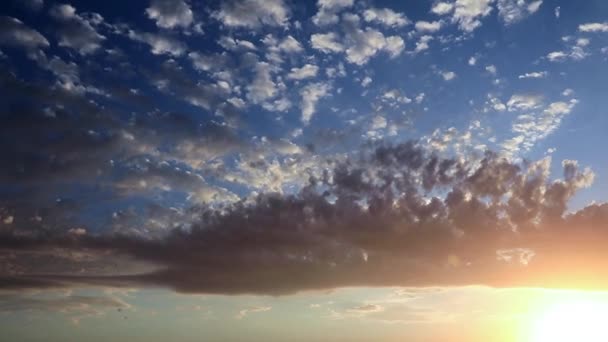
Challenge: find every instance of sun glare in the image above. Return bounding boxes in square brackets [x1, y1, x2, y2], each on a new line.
[529, 296, 608, 342]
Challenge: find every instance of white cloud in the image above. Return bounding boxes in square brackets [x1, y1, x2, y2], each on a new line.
[311, 32, 344, 53]
[49, 4, 106, 55]
[262, 97, 292, 112]
[371, 115, 387, 130]
[485, 64, 497, 75]
[452, 0, 494, 32]
[579, 22, 608, 33]
[278, 35, 303, 53]
[128, 30, 186, 56]
[554, 6, 560, 18]
[415, 20, 442, 32]
[363, 7, 410, 27]
[361, 76, 372, 87]
[214, 0, 289, 28]
[468, 56, 477, 65]
[547, 50, 567, 61]
[504, 99, 578, 155]
[218, 36, 256, 51]
[497, 0, 543, 25]
[0, 16, 49, 50]
[431, 2, 454, 15]
[287, 64, 319, 80]
[415, 35, 433, 53]
[145, 0, 193, 29]
[441, 71, 456, 81]
[344, 27, 387, 65]
[312, 0, 354, 26]
[506, 94, 543, 111]
[247, 62, 277, 104]
[300, 82, 331, 124]
[385, 36, 405, 58]
[518, 71, 547, 79]
[547, 45, 588, 62]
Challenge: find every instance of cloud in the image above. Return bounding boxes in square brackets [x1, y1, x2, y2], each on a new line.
[414, 35, 433, 53]
[311, 32, 344, 53]
[128, 30, 186, 56]
[506, 94, 543, 111]
[431, 2, 454, 15]
[363, 7, 410, 27]
[415, 20, 442, 32]
[235, 306, 271, 319]
[49, 4, 106, 55]
[146, 0, 193, 29]
[277, 35, 303, 53]
[0, 291, 132, 324]
[503, 99, 578, 155]
[341, 14, 405, 64]
[519, 71, 548, 79]
[247, 62, 277, 104]
[0, 16, 49, 50]
[497, 0, 543, 25]
[441, 71, 456, 81]
[312, 0, 354, 26]
[214, 0, 289, 28]
[579, 22, 608, 33]
[300, 82, 331, 124]
[1, 140, 606, 295]
[287, 64, 319, 80]
[452, 0, 494, 32]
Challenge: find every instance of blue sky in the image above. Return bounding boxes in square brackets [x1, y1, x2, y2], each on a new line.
[1, 0, 608, 340]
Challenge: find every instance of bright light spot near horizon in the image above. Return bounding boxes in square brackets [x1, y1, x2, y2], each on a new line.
[529, 297, 608, 342]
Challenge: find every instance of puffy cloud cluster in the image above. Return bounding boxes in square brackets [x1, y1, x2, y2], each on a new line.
[1, 140, 606, 295]
[213, 0, 289, 28]
[49, 4, 106, 55]
[145, 0, 193, 29]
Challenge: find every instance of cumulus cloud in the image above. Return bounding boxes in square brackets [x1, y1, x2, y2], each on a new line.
[415, 20, 442, 32]
[146, 0, 193, 29]
[247, 62, 277, 104]
[49, 4, 106, 55]
[287, 64, 319, 80]
[311, 32, 344, 53]
[441, 71, 456, 81]
[300, 82, 331, 124]
[579, 22, 608, 33]
[0, 16, 49, 50]
[518, 71, 547, 79]
[431, 2, 454, 15]
[363, 7, 410, 27]
[312, 0, 354, 26]
[506, 94, 543, 111]
[128, 30, 186, 56]
[1, 141, 605, 295]
[339, 14, 405, 65]
[503, 99, 578, 156]
[452, 0, 494, 32]
[214, 0, 289, 28]
[497, 0, 543, 25]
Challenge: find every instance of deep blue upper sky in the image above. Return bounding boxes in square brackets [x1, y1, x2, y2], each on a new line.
[0, 0, 607, 234]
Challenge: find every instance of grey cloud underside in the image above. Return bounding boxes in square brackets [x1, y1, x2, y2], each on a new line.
[2, 142, 607, 295]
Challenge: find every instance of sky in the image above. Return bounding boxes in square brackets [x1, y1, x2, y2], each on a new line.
[0, 0, 608, 340]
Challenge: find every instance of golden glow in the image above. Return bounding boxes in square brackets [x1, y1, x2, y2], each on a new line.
[529, 296, 608, 342]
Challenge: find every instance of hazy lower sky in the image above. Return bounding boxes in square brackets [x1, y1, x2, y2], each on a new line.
[1, 0, 608, 340]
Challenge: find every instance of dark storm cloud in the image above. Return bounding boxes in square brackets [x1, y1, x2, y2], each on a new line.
[1, 141, 607, 295]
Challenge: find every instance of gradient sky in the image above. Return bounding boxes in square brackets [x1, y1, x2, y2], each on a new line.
[1, 0, 608, 341]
